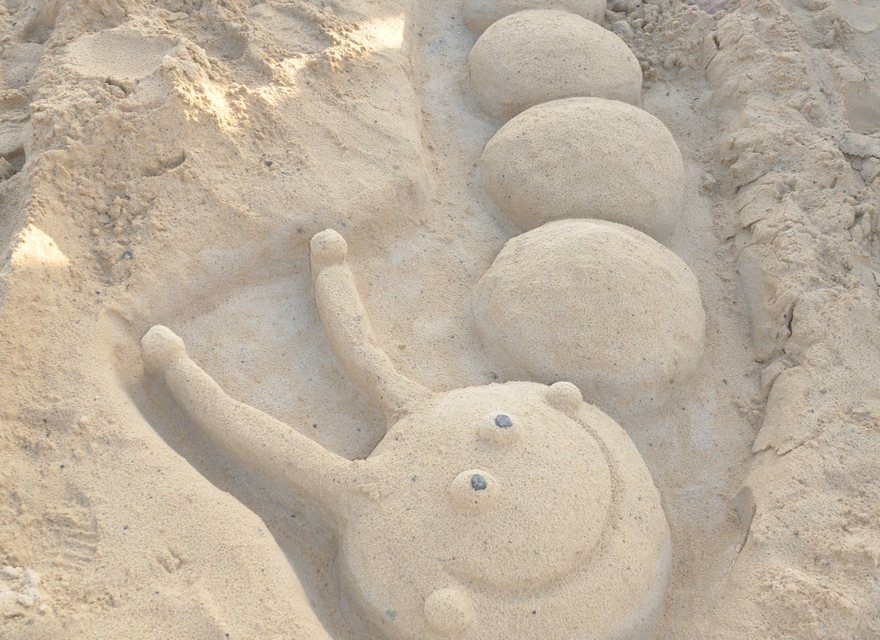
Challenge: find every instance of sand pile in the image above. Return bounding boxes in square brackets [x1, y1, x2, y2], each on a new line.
[1, 0, 879, 638]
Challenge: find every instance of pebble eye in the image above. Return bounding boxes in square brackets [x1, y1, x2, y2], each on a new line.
[479, 412, 519, 445]
[470, 473, 488, 491]
[450, 469, 498, 511]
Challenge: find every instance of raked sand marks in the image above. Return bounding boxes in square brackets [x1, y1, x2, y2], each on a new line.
[141, 230, 671, 640]
[467, 10, 642, 121]
[478, 97, 685, 240]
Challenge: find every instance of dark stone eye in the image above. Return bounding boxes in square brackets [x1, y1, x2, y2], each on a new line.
[470, 474, 488, 491]
[494, 414, 513, 428]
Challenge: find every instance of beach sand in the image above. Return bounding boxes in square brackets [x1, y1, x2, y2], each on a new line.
[1, 0, 879, 637]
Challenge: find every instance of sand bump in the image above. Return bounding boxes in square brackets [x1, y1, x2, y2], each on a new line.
[467, 10, 642, 121]
[473, 219, 706, 416]
[479, 97, 685, 239]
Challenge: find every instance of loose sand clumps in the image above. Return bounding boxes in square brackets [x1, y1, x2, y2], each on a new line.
[479, 97, 685, 239]
[473, 219, 706, 415]
[462, 0, 605, 35]
[467, 10, 642, 121]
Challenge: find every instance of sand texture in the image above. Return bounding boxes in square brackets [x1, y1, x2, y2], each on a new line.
[462, 0, 605, 34]
[1, 0, 880, 638]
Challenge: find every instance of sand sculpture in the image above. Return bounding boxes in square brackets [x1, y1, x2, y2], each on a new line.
[473, 220, 706, 416]
[467, 10, 642, 121]
[139, 5, 697, 639]
[3, 0, 875, 636]
[461, 0, 605, 35]
[141, 229, 671, 640]
[478, 97, 686, 239]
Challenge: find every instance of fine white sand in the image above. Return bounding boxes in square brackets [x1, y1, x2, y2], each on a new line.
[1, 0, 879, 638]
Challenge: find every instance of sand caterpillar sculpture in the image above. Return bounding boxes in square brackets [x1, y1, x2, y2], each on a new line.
[462, 5, 707, 419]
[141, 229, 671, 640]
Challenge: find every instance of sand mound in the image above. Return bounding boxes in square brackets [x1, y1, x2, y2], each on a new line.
[473, 219, 705, 415]
[467, 10, 641, 121]
[65, 28, 176, 81]
[479, 97, 685, 239]
[462, 0, 605, 35]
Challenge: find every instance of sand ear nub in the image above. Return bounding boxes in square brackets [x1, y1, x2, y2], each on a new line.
[309, 229, 348, 273]
[424, 587, 476, 635]
[547, 381, 583, 415]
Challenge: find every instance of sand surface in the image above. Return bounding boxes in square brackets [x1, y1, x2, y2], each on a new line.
[1, 0, 879, 638]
